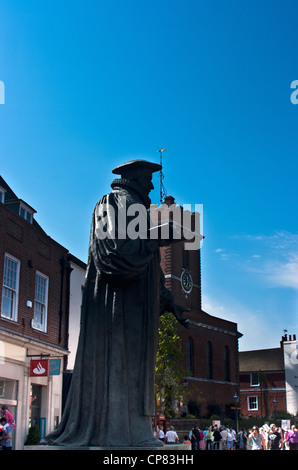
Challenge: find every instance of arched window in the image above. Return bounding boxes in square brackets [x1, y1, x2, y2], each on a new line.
[224, 345, 230, 381]
[206, 341, 213, 380]
[187, 337, 194, 376]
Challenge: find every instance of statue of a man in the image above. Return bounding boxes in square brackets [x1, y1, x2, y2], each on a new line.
[47, 160, 189, 447]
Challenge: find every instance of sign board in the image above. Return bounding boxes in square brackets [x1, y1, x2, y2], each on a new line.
[30, 359, 61, 377]
[30, 359, 49, 377]
[39, 417, 47, 441]
[281, 420, 291, 431]
[49, 359, 61, 375]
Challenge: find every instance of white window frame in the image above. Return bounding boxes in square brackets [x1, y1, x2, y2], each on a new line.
[250, 372, 260, 386]
[248, 396, 258, 411]
[32, 271, 49, 332]
[1, 253, 20, 322]
[19, 203, 33, 224]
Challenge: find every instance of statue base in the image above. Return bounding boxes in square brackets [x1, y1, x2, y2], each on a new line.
[24, 443, 191, 451]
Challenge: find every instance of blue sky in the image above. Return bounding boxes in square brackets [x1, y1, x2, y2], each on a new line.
[0, 0, 298, 350]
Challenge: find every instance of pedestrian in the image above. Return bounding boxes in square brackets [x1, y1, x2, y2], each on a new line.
[180, 404, 188, 418]
[205, 426, 214, 450]
[283, 427, 290, 450]
[191, 425, 200, 450]
[285, 425, 298, 450]
[226, 427, 236, 450]
[241, 429, 248, 450]
[267, 424, 282, 450]
[213, 426, 221, 450]
[165, 426, 179, 444]
[157, 426, 164, 442]
[220, 426, 227, 450]
[0, 417, 12, 450]
[248, 426, 265, 450]
[182, 435, 191, 445]
[259, 427, 268, 450]
[199, 428, 205, 450]
[1, 405, 15, 430]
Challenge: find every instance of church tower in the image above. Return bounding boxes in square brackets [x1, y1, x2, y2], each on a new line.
[159, 195, 202, 314]
[158, 195, 242, 418]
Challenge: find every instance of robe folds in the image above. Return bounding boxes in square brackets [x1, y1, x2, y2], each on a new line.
[46, 182, 174, 447]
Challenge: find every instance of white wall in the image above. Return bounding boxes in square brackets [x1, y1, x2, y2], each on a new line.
[283, 340, 298, 415]
[68, 261, 86, 370]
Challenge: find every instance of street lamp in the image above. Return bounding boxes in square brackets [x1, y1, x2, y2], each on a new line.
[273, 398, 278, 423]
[233, 393, 239, 432]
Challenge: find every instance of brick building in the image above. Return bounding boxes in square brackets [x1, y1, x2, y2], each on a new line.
[239, 334, 298, 419]
[239, 348, 286, 418]
[0, 176, 73, 448]
[158, 196, 242, 418]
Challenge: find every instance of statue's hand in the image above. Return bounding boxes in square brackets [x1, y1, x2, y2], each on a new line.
[168, 302, 191, 329]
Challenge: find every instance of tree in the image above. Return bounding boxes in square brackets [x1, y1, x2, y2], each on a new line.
[25, 425, 41, 445]
[155, 311, 187, 418]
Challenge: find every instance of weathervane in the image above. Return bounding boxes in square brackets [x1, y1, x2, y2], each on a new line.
[157, 148, 167, 204]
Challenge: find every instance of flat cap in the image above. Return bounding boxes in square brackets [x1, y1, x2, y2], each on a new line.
[112, 159, 162, 176]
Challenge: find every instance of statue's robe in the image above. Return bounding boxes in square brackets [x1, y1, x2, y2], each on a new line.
[46, 181, 173, 447]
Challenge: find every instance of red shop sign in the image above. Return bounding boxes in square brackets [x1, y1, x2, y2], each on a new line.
[30, 359, 49, 377]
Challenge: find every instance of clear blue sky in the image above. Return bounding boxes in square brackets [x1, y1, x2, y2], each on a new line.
[1, 0, 297, 351]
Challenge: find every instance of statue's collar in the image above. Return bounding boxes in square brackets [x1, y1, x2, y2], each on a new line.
[111, 178, 151, 209]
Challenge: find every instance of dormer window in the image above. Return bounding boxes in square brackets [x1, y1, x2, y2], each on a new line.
[19, 203, 33, 224]
[0, 187, 5, 203]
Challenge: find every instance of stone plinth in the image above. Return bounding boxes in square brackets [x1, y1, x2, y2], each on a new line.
[24, 443, 191, 451]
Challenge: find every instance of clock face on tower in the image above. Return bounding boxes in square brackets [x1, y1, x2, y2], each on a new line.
[180, 270, 193, 294]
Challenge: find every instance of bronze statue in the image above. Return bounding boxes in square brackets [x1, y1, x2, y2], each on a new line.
[47, 160, 189, 447]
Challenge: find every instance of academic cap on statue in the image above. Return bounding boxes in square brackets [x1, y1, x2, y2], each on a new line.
[112, 160, 162, 178]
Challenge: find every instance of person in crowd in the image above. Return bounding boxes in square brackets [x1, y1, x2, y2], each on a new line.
[0, 417, 12, 450]
[283, 427, 290, 450]
[157, 426, 164, 442]
[259, 426, 268, 450]
[285, 424, 298, 450]
[213, 426, 221, 450]
[182, 435, 191, 445]
[220, 426, 227, 450]
[226, 427, 236, 450]
[267, 423, 282, 450]
[190, 425, 201, 450]
[199, 427, 205, 450]
[205, 426, 214, 450]
[165, 426, 179, 444]
[1, 406, 15, 430]
[248, 426, 265, 450]
[237, 429, 247, 450]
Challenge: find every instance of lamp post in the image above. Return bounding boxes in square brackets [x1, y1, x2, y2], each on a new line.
[273, 398, 278, 423]
[233, 393, 239, 432]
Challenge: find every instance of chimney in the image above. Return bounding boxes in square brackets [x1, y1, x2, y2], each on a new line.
[164, 195, 175, 206]
[280, 334, 288, 348]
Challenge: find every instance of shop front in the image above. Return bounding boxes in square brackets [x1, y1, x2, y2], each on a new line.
[0, 333, 67, 449]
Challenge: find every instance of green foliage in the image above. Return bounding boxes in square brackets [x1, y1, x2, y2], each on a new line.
[25, 425, 41, 445]
[187, 400, 202, 419]
[155, 311, 187, 417]
[206, 401, 222, 418]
